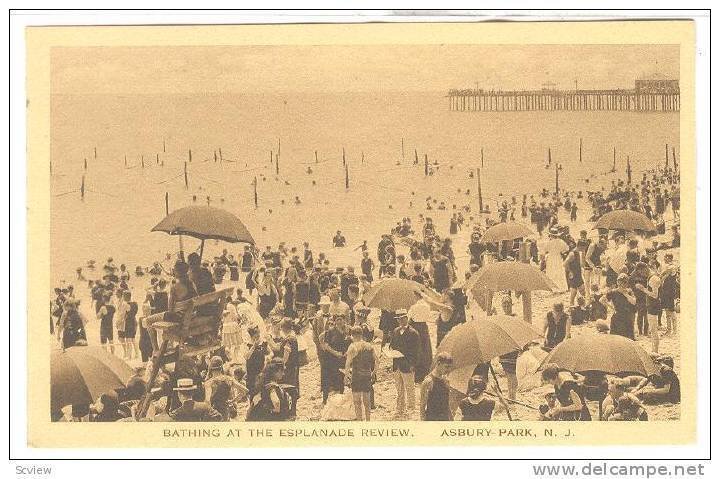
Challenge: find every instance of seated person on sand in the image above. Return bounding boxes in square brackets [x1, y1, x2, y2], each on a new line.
[629, 363, 680, 405]
[601, 380, 646, 421]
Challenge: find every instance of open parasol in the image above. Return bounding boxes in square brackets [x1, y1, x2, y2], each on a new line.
[51, 345, 135, 412]
[152, 205, 255, 259]
[481, 222, 534, 243]
[437, 315, 543, 368]
[465, 261, 557, 295]
[362, 278, 441, 312]
[594, 209, 656, 233]
[538, 334, 659, 377]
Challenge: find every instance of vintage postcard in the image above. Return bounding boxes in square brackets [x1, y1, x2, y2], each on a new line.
[26, 19, 697, 448]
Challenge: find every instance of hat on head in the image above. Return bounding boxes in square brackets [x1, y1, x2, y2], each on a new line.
[395, 308, 408, 319]
[318, 296, 332, 306]
[208, 356, 224, 371]
[173, 378, 197, 392]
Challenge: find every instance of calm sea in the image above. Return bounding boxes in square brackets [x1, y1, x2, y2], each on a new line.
[50, 92, 679, 283]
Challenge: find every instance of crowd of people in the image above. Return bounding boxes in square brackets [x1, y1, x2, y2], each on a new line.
[51, 165, 681, 423]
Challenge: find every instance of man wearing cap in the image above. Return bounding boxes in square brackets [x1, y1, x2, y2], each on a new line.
[169, 378, 223, 422]
[360, 251, 375, 283]
[389, 309, 419, 418]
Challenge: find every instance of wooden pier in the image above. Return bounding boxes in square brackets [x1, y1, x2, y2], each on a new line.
[448, 79, 680, 113]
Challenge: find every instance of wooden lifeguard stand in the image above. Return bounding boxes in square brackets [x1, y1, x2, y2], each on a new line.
[136, 288, 234, 418]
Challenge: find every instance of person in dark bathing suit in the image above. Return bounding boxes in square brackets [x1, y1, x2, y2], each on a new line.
[459, 376, 496, 421]
[419, 352, 454, 421]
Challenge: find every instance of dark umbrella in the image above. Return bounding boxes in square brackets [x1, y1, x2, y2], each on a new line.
[481, 222, 534, 243]
[594, 209, 656, 233]
[152, 205, 255, 259]
[538, 334, 659, 376]
[362, 278, 441, 312]
[51, 346, 135, 412]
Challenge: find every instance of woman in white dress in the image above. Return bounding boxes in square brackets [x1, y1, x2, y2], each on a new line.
[221, 307, 244, 361]
[542, 229, 569, 293]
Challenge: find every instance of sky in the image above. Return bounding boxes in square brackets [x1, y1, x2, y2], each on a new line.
[51, 44, 680, 95]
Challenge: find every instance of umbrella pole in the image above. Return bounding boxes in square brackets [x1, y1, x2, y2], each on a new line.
[178, 235, 185, 262]
[489, 364, 514, 420]
[199, 239, 205, 261]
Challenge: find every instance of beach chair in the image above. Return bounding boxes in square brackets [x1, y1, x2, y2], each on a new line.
[136, 287, 233, 418]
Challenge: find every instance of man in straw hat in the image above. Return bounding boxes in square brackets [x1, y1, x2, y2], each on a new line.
[389, 309, 419, 418]
[168, 378, 223, 422]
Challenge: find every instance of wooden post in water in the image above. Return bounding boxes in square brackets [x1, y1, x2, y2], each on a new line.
[612, 147, 617, 172]
[184, 162, 188, 189]
[188, 149, 192, 163]
[84, 158, 87, 171]
[94, 147, 97, 159]
[476, 168, 483, 213]
[672, 147, 678, 171]
[219, 148, 223, 163]
[277, 138, 281, 159]
[156, 153, 159, 164]
[141, 155, 145, 168]
[579, 138, 583, 163]
[401, 138, 405, 159]
[315, 150, 318, 164]
[547, 148, 552, 167]
[361, 151, 365, 164]
[555, 163, 560, 195]
[275, 153, 279, 175]
[80, 175, 85, 201]
[163, 138, 166, 153]
[665, 143, 669, 170]
[214, 151, 218, 163]
[424, 154, 429, 176]
[345, 162, 349, 189]
[481, 147, 484, 168]
[253, 176, 258, 208]
[165, 192, 169, 216]
[342, 147, 346, 166]
[124, 155, 127, 168]
[626, 156, 632, 184]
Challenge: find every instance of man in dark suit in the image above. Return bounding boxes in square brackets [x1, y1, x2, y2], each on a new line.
[389, 309, 419, 418]
[169, 378, 223, 422]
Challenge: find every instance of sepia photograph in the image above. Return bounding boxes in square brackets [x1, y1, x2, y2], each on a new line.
[16, 13, 707, 458]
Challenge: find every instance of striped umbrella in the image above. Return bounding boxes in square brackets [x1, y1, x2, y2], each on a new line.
[51, 346, 135, 411]
[538, 334, 659, 376]
[437, 315, 543, 368]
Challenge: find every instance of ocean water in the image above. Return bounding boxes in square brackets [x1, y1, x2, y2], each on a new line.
[50, 92, 679, 283]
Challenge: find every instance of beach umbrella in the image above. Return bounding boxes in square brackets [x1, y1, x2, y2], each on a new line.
[538, 334, 659, 377]
[437, 315, 543, 369]
[465, 261, 557, 295]
[362, 278, 441, 312]
[542, 238, 570, 255]
[152, 205, 255, 259]
[481, 222, 534, 243]
[51, 345, 135, 411]
[594, 209, 656, 232]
